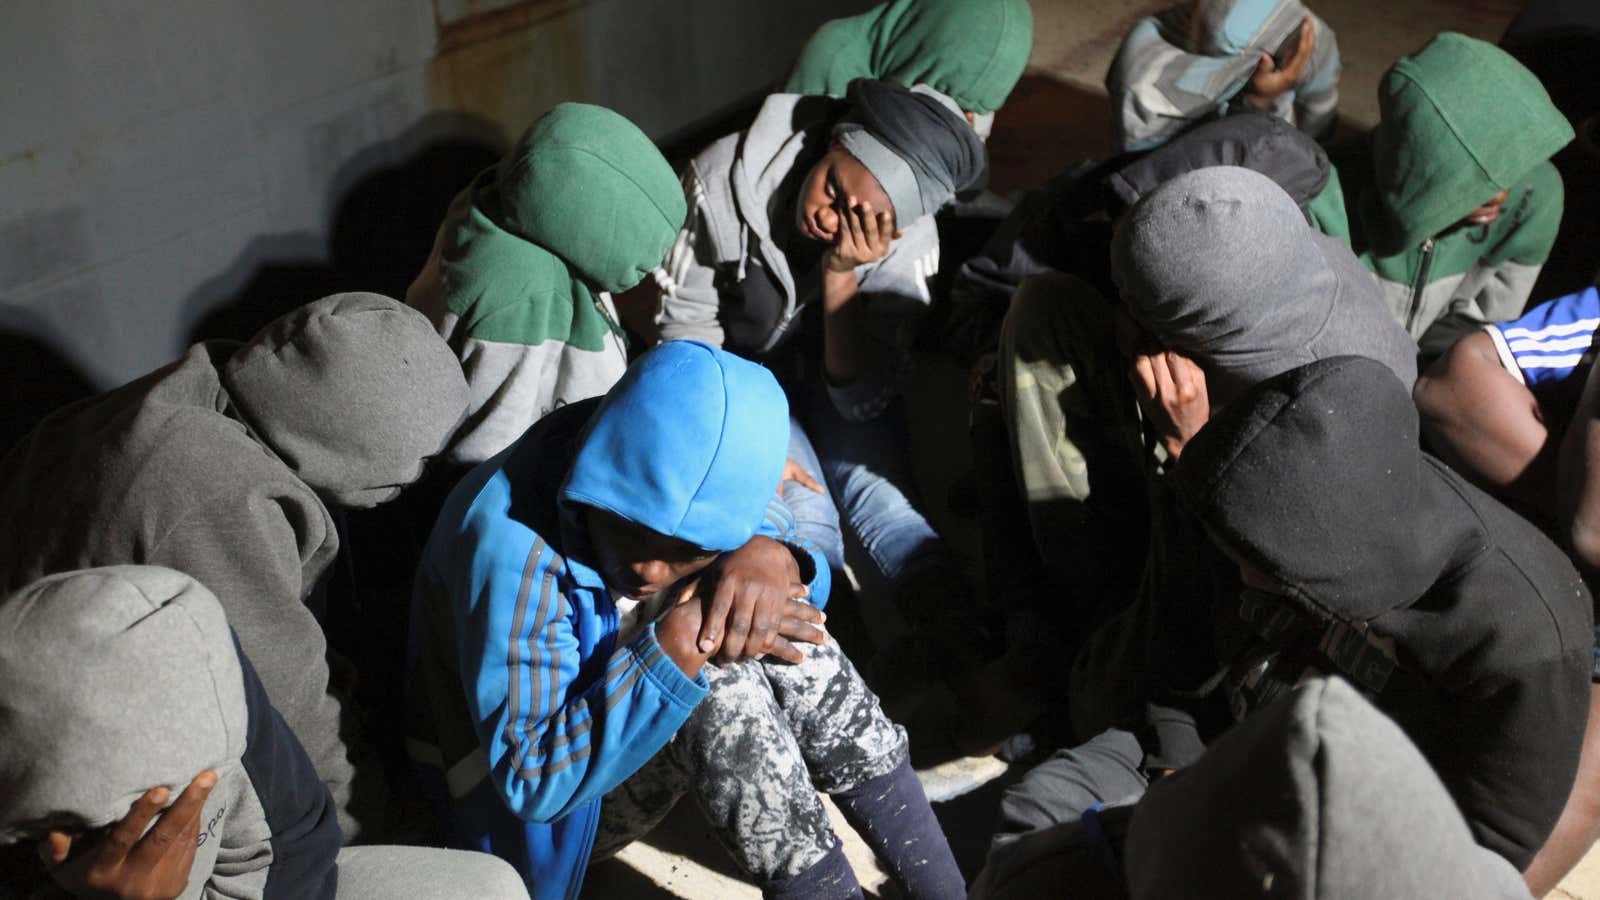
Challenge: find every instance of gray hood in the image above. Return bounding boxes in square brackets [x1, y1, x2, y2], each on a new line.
[1111, 166, 1416, 400]
[0, 566, 247, 843]
[1124, 677, 1531, 899]
[222, 292, 470, 509]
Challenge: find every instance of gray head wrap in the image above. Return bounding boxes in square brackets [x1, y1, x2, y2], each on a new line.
[833, 78, 987, 224]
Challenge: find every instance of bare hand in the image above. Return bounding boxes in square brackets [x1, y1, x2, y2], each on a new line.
[697, 536, 825, 663]
[782, 459, 825, 495]
[1244, 16, 1315, 108]
[41, 771, 219, 900]
[1130, 349, 1210, 461]
[824, 198, 900, 275]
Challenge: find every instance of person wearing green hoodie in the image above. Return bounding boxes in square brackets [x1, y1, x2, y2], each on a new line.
[784, 0, 1034, 135]
[1339, 32, 1574, 356]
[407, 103, 686, 467]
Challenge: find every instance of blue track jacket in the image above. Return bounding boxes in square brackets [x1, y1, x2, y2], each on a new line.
[406, 342, 830, 900]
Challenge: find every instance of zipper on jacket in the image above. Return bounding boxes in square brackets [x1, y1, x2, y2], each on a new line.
[1405, 237, 1436, 334]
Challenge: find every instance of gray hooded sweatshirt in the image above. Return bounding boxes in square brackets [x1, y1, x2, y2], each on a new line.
[1111, 165, 1417, 400]
[657, 92, 943, 421]
[971, 677, 1531, 900]
[0, 566, 340, 900]
[0, 293, 469, 840]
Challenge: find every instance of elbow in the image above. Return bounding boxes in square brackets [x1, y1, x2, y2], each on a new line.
[1568, 518, 1600, 573]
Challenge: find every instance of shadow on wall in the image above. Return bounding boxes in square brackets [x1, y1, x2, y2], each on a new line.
[183, 109, 508, 345]
[0, 305, 95, 455]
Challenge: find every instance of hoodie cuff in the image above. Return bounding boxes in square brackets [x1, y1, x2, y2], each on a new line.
[633, 622, 710, 709]
[782, 541, 832, 612]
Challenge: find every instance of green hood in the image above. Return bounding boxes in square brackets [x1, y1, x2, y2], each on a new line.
[1368, 32, 1572, 257]
[785, 0, 1034, 114]
[436, 103, 684, 350]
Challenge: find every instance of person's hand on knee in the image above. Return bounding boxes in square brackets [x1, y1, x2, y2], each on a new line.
[694, 536, 826, 664]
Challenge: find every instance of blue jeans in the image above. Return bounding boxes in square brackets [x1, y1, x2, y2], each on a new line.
[781, 382, 960, 614]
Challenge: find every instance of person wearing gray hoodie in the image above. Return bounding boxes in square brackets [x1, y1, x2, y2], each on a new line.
[970, 677, 1534, 900]
[996, 166, 1417, 761]
[0, 293, 470, 841]
[0, 566, 527, 900]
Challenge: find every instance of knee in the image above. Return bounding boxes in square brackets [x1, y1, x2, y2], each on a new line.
[470, 854, 532, 900]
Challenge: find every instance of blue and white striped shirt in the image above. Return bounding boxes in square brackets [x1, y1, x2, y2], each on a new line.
[1486, 287, 1600, 390]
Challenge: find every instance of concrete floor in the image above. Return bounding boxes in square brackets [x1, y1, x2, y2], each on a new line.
[584, 1, 1600, 897]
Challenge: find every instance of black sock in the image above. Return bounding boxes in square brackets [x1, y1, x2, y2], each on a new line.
[832, 758, 966, 900]
[761, 838, 862, 900]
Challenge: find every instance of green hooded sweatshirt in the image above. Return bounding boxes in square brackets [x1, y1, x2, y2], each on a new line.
[1343, 33, 1572, 345]
[783, 0, 1034, 116]
[407, 103, 685, 465]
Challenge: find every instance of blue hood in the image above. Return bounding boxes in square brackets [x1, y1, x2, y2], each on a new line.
[560, 341, 788, 552]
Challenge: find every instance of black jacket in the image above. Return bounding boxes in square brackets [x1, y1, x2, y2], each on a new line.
[1175, 355, 1593, 869]
[946, 111, 1333, 361]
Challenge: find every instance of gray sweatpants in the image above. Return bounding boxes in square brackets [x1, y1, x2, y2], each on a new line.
[590, 636, 907, 882]
[334, 845, 528, 899]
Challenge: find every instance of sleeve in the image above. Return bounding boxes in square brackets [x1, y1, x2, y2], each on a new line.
[1106, 20, 1190, 153]
[208, 635, 340, 900]
[454, 522, 709, 823]
[656, 168, 728, 347]
[1292, 14, 1341, 141]
[1485, 287, 1600, 390]
[1450, 161, 1566, 325]
[1305, 165, 1351, 242]
[755, 495, 833, 612]
[151, 490, 356, 839]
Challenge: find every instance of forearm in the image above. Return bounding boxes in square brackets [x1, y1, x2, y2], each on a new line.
[822, 268, 875, 385]
[1559, 364, 1600, 569]
[1415, 333, 1555, 511]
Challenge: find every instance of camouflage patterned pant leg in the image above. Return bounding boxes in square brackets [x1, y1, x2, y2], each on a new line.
[590, 745, 691, 863]
[671, 637, 907, 882]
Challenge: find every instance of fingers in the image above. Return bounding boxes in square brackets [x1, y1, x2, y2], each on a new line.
[141, 771, 216, 854]
[781, 597, 825, 625]
[860, 200, 879, 248]
[40, 831, 73, 866]
[1165, 351, 1196, 403]
[695, 573, 729, 654]
[764, 636, 807, 666]
[784, 460, 825, 494]
[777, 616, 828, 647]
[104, 786, 170, 856]
[717, 583, 757, 661]
[1132, 352, 1159, 400]
[1254, 52, 1276, 78]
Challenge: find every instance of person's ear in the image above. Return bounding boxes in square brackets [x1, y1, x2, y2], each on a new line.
[964, 110, 976, 126]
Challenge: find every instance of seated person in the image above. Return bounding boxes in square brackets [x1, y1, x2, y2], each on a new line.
[0, 293, 469, 840]
[406, 102, 685, 466]
[1414, 286, 1600, 892]
[1105, 0, 1340, 153]
[997, 167, 1414, 737]
[656, 79, 990, 695]
[969, 677, 1533, 900]
[1416, 286, 1600, 560]
[785, 0, 1034, 139]
[1173, 355, 1593, 886]
[1335, 32, 1572, 352]
[946, 108, 1347, 367]
[405, 341, 963, 900]
[0, 566, 525, 900]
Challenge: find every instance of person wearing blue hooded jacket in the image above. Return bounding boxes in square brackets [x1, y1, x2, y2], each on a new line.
[405, 341, 964, 900]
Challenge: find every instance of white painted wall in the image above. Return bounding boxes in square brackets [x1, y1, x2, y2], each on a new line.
[0, 0, 864, 387]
